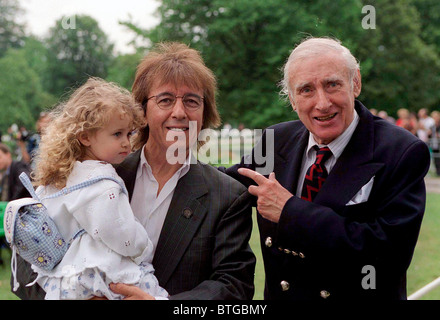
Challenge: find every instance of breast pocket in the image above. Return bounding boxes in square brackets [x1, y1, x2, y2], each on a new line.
[340, 202, 373, 222]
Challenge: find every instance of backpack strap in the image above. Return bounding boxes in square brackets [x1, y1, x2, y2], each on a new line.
[18, 172, 128, 201]
[19, 173, 40, 200]
[42, 175, 128, 200]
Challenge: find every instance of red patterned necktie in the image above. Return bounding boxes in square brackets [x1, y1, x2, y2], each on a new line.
[301, 146, 333, 202]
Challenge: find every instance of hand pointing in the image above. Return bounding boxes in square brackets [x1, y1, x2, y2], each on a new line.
[238, 168, 293, 223]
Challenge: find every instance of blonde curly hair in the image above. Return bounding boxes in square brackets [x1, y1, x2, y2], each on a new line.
[33, 77, 145, 189]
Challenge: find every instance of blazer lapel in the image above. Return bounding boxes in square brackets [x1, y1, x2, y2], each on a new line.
[275, 126, 309, 195]
[314, 101, 384, 210]
[152, 162, 208, 286]
[258, 125, 309, 243]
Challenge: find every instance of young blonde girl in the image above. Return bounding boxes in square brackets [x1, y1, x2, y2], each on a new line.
[31, 77, 168, 300]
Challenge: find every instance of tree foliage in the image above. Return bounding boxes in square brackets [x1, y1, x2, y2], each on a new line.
[122, 0, 440, 128]
[0, 10, 113, 133]
[106, 51, 144, 90]
[0, 0, 25, 58]
[0, 48, 52, 131]
[45, 15, 114, 98]
[1, 0, 440, 134]
[357, 0, 440, 111]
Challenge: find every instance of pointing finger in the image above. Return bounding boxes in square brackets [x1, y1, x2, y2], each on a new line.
[238, 168, 268, 186]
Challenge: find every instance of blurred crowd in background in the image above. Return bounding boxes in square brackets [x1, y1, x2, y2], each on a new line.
[372, 107, 440, 176]
[2, 107, 440, 179]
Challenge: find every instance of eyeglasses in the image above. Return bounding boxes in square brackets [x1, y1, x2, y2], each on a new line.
[146, 92, 204, 111]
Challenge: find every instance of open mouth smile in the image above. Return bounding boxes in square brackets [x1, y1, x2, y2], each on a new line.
[167, 127, 189, 132]
[168, 127, 188, 132]
[315, 113, 337, 121]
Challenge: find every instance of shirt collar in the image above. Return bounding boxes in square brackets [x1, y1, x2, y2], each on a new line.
[306, 109, 360, 159]
[136, 145, 192, 180]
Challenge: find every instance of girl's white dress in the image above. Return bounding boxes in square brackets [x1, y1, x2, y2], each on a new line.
[31, 160, 168, 300]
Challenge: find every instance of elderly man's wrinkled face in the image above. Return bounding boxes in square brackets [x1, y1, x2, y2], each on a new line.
[288, 52, 361, 145]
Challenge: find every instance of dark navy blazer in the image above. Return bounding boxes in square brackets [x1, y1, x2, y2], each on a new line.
[223, 100, 430, 300]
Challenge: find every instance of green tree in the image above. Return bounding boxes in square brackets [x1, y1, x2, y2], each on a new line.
[122, 0, 366, 128]
[20, 35, 55, 98]
[411, 0, 440, 57]
[45, 15, 114, 98]
[357, 0, 440, 114]
[0, 0, 26, 58]
[106, 51, 144, 90]
[0, 48, 49, 132]
[123, 0, 440, 126]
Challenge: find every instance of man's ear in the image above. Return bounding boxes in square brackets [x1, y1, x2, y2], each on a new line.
[78, 131, 92, 147]
[353, 69, 362, 98]
[289, 92, 297, 112]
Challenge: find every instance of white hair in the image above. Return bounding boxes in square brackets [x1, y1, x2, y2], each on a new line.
[279, 37, 360, 100]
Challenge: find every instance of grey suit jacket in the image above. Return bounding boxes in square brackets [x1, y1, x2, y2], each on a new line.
[116, 149, 256, 299]
[12, 150, 256, 300]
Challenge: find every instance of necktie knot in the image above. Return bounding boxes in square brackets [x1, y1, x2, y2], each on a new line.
[313, 146, 332, 165]
[301, 146, 333, 202]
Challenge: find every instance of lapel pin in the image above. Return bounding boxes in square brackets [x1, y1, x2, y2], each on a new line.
[182, 208, 193, 219]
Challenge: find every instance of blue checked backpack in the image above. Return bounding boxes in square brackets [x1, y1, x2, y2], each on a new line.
[4, 172, 127, 290]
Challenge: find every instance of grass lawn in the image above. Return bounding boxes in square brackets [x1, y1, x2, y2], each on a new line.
[248, 192, 440, 300]
[407, 193, 440, 299]
[0, 248, 18, 300]
[0, 193, 439, 300]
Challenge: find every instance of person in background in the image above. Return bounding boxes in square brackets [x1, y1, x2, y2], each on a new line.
[26, 112, 52, 168]
[418, 108, 436, 144]
[430, 110, 440, 176]
[0, 143, 30, 201]
[377, 110, 395, 124]
[0, 143, 30, 265]
[396, 108, 416, 134]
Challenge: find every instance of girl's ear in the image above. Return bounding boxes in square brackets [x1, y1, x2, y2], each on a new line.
[78, 131, 91, 147]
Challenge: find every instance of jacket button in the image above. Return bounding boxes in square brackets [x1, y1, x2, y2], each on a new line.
[320, 290, 330, 299]
[280, 280, 290, 291]
[265, 237, 273, 247]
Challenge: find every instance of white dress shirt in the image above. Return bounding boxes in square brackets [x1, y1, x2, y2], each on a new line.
[296, 110, 360, 197]
[130, 145, 192, 255]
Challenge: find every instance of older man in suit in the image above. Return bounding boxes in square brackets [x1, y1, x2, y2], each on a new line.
[222, 37, 430, 300]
